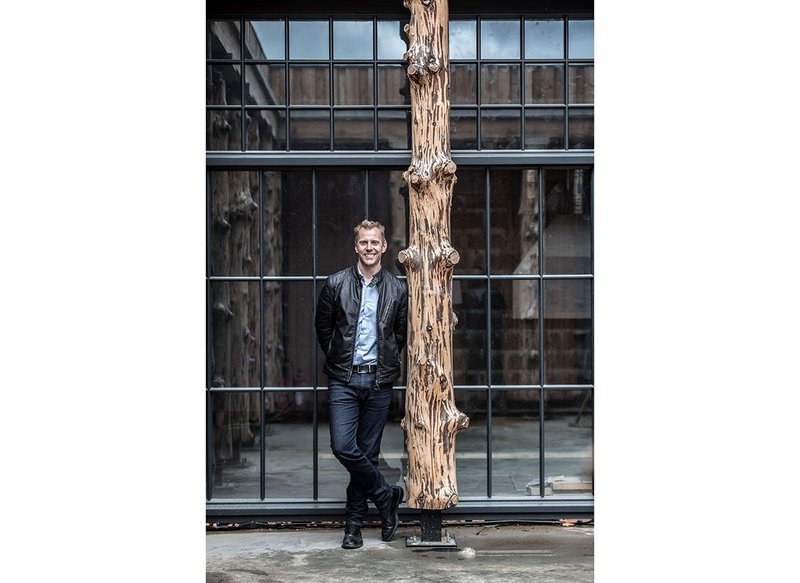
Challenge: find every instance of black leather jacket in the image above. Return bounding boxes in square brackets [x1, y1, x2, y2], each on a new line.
[315, 264, 408, 385]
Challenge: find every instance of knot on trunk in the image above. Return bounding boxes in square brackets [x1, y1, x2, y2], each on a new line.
[398, 245, 420, 270]
[213, 302, 234, 320]
[439, 242, 460, 267]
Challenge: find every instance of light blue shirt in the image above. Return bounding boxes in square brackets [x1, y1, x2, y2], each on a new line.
[352, 270, 379, 366]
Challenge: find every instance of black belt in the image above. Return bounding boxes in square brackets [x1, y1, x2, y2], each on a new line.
[352, 364, 377, 374]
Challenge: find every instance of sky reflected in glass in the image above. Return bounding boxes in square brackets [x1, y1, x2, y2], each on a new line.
[289, 21, 329, 60]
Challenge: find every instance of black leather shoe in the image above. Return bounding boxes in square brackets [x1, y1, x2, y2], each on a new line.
[341, 525, 363, 549]
[381, 486, 404, 542]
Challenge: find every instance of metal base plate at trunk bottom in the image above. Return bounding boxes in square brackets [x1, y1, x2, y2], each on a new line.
[405, 534, 458, 548]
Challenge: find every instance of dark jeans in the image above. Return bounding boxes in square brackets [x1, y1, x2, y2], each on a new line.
[328, 372, 394, 527]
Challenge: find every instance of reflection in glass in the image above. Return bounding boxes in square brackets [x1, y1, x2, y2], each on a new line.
[568, 108, 593, 149]
[289, 21, 329, 60]
[491, 389, 540, 497]
[245, 65, 286, 105]
[334, 65, 374, 105]
[451, 64, 477, 105]
[480, 64, 520, 104]
[568, 20, 594, 59]
[316, 170, 366, 275]
[368, 170, 408, 277]
[207, 109, 242, 151]
[481, 109, 522, 149]
[524, 108, 564, 149]
[543, 279, 592, 384]
[289, 65, 330, 105]
[377, 65, 410, 105]
[262, 170, 290, 276]
[451, 169, 486, 274]
[524, 20, 564, 60]
[247, 109, 286, 151]
[334, 110, 374, 150]
[450, 109, 477, 150]
[210, 391, 261, 499]
[454, 390, 487, 497]
[543, 168, 592, 274]
[289, 110, 330, 150]
[278, 171, 313, 275]
[265, 282, 314, 387]
[245, 20, 285, 60]
[525, 64, 564, 104]
[377, 110, 410, 150]
[210, 171, 260, 276]
[453, 279, 488, 385]
[490, 280, 540, 385]
[480, 20, 520, 59]
[263, 391, 314, 499]
[568, 65, 594, 104]
[543, 389, 592, 497]
[207, 64, 242, 105]
[334, 20, 374, 60]
[377, 21, 408, 60]
[490, 169, 539, 275]
[450, 20, 477, 59]
[209, 282, 261, 388]
[208, 20, 241, 59]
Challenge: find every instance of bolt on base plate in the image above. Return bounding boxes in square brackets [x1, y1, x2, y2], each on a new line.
[405, 533, 458, 548]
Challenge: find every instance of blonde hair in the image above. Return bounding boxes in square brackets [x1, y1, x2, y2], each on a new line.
[353, 220, 386, 242]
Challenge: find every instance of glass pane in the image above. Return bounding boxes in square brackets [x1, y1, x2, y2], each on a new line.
[289, 65, 329, 105]
[451, 64, 477, 105]
[246, 109, 286, 151]
[490, 169, 540, 275]
[207, 109, 242, 151]
[480, 20, 520, 59]
[451, 169, 486, 274]
[543, 279, 592, 384]
[209, 391, 261, 499]
[568, 108, 593, 149]
[524, 20, 564, 60]
[543, 168, 592, 275]
[316, 170, 366, 275]
[334, 110, 374, 150]
[207, 64, 242, 105]
[245, 20, 285, 60]
[450, 20, 477, 60]
[245, 65, 285, 105]
[209, 282, 261, 388]
[368, 170, 408, 277]
[377, 110, 411, 150]
[263, 391, 314, 499]
[208, 20, 241, 59]
[525, 64, 564, 104]
[453, 279, 488, 385]
[543, 389, 593, 497]
[263, 171, 292, 276]
[490, 280, 540, 385]
[480, 64, 520, 104]
[491, 389, 540, 497]
[568, 65, 593, 104]
[454, 390, 488, 497]
[334, 65, 374, 105]
[450, 108, 477, 150]
[377, 64, 410, 105]
[334, 20, 374, 60]
[289, 21, 329, 60]
[568, 20, 594, 59]
[524, 108, 564, 149]
[377, 21, 408, 60]
[209, 171, 260, 276]
[265, 281, 315, 386]
[481, 109, 521, 149]
[289, 110, 330, 150]
[277, 171, 313, 275]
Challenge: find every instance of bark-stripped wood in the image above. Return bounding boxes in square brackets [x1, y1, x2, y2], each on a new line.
[400, 0, 469, 510]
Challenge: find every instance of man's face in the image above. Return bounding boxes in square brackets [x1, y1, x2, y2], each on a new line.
[354, 227, 387, 269]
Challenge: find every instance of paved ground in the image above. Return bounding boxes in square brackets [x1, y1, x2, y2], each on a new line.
[207, 522, 594, 582]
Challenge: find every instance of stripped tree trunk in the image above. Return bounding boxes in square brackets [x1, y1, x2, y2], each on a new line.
[399, 0, 469, 510]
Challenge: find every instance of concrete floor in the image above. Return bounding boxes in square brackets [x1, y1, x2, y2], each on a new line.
[207, 522, 594, 583]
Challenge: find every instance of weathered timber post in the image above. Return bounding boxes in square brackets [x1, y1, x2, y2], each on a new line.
[399, 0, 470, 546]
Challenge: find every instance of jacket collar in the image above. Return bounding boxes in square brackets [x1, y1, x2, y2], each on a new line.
[352, 263, 384, 285]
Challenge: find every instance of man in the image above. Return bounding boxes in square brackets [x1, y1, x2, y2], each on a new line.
[315, 220, 408, 550]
